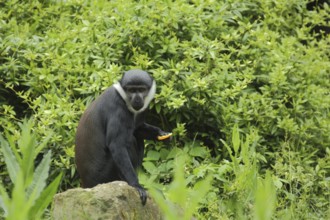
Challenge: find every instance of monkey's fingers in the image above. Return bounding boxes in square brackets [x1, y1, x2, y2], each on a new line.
[135, 187, 147, 205]
[157, 132, 172, 141]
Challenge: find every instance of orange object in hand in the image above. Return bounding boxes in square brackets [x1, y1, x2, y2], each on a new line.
[157, 133, 172, 141]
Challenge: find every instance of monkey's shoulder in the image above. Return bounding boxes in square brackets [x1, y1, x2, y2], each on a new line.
[94, 87, 125, 107]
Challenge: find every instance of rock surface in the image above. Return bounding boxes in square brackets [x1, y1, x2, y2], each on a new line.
[52, 181, 162, 220]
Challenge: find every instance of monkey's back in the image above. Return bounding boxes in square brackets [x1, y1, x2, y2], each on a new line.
[75, 87, 122, 187]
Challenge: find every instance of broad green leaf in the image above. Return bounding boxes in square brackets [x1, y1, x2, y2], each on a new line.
[4, 130, 20, 162]
[143, 161, 158, 174]
[0, 135, 19, 183]
[18, 119, 36, 184]
[27, 151, 52, 206]
[146, 150, 161, 161]
[254, 172, 277, 220]
[189, 146, 207, 158]
[7, 172, 29, 220]
[30, 173, 63, 220]
[167, 147, 182, 159]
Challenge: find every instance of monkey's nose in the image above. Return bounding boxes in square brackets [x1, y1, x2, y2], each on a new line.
[132, 100, 144, 110]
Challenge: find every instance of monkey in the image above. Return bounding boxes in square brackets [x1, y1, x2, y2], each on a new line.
[75, 69, 172, 205]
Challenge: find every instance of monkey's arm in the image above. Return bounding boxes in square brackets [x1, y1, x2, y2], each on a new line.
[106, 120, 147, 205]
[135, 123, 172, 141]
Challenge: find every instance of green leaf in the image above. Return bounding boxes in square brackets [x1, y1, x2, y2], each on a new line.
[220, 139, 232, 157]
[188, 174, 212, 217]
[27, 151, 52, 206]
[19, 123, 36, 185]
[155, 103, 161, 114]
[145, 150, 161, 161]
[0, 184, 9, 217]
[143, 161, 158, 174]
[29, 173, 63, 220]
[232, 124, 240, 155]
[254, 172, 277, 220]
[35, 134, 52, 157]
[159, 148, 169, 160]
[0, 134, 19, 183]
[167, 147, 183, 159]
[3, 130, 20, 162]
[189, 146, 207, 158]
[8, 172, 30, 220]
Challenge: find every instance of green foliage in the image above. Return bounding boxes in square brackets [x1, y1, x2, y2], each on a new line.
[254, 172, 276, 220]
[150, 154, 212, 220]
[0, 119, 62, 220]
[0, 0, 329, 219]
[220, 126, 277, 220]
[145, 125, 278, 219]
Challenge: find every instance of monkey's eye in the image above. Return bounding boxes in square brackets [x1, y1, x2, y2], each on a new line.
[126, 88, 136, 93]
[126, 87, 147, 93]
[137, 88, 147, 93]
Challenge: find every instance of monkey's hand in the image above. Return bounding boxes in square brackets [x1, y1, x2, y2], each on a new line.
[133, 184, 147, 205]
[157, 131, 172, 141]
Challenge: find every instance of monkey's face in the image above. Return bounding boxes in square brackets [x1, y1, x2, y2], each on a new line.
[115, 70, 156, 114]
[124, 85, 150, 111]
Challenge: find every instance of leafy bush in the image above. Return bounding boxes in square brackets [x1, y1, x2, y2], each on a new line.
[0, 0, 329, 218]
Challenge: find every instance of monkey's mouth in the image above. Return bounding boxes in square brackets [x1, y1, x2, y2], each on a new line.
[132, 102, 144, 111]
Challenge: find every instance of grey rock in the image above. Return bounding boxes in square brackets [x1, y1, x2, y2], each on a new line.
[52, 181, 162, 220]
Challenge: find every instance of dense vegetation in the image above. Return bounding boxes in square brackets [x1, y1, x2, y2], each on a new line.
[0, 0, 329, 219]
